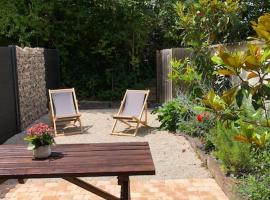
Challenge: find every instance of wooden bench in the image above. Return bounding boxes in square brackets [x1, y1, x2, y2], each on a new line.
[0, 142, 155, 200]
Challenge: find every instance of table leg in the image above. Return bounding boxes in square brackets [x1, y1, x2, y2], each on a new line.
[118, 176, 130, 200]
[18, 179, 25, 184]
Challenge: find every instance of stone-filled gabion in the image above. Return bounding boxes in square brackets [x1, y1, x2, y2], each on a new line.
[16, 46, 47, 130]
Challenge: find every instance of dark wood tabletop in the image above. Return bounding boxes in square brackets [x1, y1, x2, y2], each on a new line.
[0, 142, 155, 179]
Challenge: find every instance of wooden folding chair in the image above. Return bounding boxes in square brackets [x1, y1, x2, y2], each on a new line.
[49, 88, 82, 136]
[111, 89, 150, 136]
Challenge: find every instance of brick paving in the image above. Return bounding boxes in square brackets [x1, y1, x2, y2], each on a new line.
[0, 178, 228, 200]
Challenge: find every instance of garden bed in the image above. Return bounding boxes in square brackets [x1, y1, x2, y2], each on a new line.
[182, 134, 242, 200]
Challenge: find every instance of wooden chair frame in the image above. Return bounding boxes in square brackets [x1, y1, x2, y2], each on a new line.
[111, 89, 150, 137]
[49, 88, 82, 136]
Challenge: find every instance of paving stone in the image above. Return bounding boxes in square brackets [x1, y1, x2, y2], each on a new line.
[0, 178, 229, 200]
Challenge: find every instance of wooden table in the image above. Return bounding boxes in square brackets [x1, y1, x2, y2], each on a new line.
[0, 142, 155, 200]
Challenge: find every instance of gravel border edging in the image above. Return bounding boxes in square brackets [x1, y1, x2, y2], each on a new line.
[181, 134, 242, 200]
[79, 101, 160, 109]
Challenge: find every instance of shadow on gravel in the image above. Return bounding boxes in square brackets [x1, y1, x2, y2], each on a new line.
[117, 126, 158, 137]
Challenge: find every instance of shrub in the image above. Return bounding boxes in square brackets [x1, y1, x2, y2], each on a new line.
[238, 142, 270, 200]
[239, 175, 270, 200]
[153, 97, 194, 132]
[169, 58, 204, 98]
[178, 112, 215, 138]
[209, 122, 252, 174]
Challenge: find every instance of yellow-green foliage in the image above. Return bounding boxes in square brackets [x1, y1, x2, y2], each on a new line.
[234, 123, 269, 148]
[251, 13, 270, 45]
[210, 13, 270, 129]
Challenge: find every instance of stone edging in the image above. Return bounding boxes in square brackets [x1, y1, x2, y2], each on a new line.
[182, 134, 242, 200]
[79, 100, 160, 109]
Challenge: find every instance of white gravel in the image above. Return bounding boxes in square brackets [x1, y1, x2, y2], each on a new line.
[5, 109, 210, 180]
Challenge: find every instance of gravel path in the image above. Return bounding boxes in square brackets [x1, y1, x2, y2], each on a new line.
[5, 109, 210, 180]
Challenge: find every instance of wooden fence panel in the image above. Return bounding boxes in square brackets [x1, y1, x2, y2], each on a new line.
[156, 48, 192, 103]
[156, 42, 262, 103]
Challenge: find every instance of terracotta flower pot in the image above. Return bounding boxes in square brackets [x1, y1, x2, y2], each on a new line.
[33, 145, 51, 159]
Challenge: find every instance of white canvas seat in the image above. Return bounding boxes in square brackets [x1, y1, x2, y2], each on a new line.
[112, 89, 150, 136]
[49, 88, 82, 136]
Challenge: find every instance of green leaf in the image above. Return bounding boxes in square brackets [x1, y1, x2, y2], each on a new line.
[211, 55, 224, 65]
[203, 90, 226, 111]
[217, 69, 236, 76]
[236, 88, 249, 107]
[193, 106, 212, 112]
[260, 48, 270, 62]
[252, 95, 263, 110]
[221, 86, 239, 106]
[27, 143, 35, 150]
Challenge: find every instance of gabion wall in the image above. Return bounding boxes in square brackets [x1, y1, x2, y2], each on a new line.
[16, 46, 48, 129]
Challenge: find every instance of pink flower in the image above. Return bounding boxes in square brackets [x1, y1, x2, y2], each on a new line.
[26, 123, 53, 137]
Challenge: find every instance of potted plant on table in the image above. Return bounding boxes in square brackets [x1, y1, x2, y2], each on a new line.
[24, 123, 55, 159]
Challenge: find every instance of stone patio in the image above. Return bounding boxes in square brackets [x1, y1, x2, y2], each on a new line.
[1, 179, 228, 200]
[1, 109, 229, 200]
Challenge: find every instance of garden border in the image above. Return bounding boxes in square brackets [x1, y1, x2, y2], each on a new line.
[181, 134, 242, 200]
[79, 101, 159, 109]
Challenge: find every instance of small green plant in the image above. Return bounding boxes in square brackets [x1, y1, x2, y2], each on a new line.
[209, 122, 252, 174]
[153, 97, 194, 132]
[178, 112, 215, 137]
[169, 58, 204, 97]
[169, 58, 202, 85]
[239, 175, 270, 200]
[238, 142, 270, 200]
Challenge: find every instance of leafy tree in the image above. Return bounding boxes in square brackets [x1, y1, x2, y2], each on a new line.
[1, 0, 269, 100]
[174, 0, 241, 46]
[171, 0, 243, 87]
[0, 0, 169, 100]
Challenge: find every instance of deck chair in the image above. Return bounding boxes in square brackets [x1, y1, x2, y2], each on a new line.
[112, 89, 150, 136]
[49, 88, 82, 136]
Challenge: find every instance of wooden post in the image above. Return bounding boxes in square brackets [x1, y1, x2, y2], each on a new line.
[156, 50, 162, 103]
[162, 49, 172, 103]
[18, 179, 25, 184]
[156, 49, 173, 103]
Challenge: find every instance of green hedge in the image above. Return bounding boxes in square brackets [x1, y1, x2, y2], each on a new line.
[0, 0, 178, 100]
